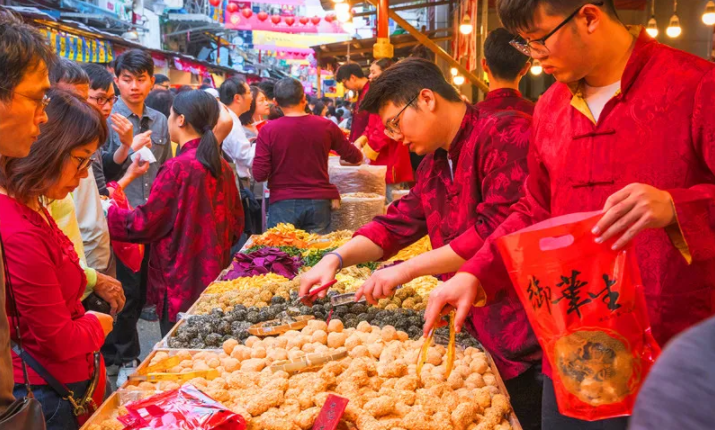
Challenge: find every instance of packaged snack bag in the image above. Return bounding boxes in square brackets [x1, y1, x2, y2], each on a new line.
[118, 384, 246, 429]
[497, 211, 660, 420]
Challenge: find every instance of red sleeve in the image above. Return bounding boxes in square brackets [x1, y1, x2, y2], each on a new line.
[362, 114, 393, 160]
[5, 231, 104, 361]
[666, 68, 715, 263]
[458, 114, 552, 301]
[252, 128, 272, 183]
[331, 122, 363, 164]
[108, 162, 180, 243]
[354, 168, 428, 259]
[451, 112, 531, 259]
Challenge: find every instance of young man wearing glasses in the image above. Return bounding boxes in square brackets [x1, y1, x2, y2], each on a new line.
[337, 62, 414, 200]
[414, 1, 715, 428]
[299, 58, 543, 429]
[0, 8, 56, 415]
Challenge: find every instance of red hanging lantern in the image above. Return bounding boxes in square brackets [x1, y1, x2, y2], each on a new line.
[299, 16, 309, 25]
[270, 15, 281, 24]
[226, 2, 238, 13]
[241, 7, 252, 18]
[209, 0, 221, 7]
[285, 16, 295, 26]
[324, 14, 335, 23]
[311, 16, 321, 25]
[257, 11, 268, 21]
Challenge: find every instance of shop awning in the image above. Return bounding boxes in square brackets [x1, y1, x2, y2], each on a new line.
[311, 28, 452, 66]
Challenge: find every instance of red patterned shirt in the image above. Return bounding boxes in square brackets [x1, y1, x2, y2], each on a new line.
[108, 139, 243, 322]
[356, 102, 541, 379]
[478, 88, 535, 117]
[349, 81, 371, 143]
[455, 29, 715, 376]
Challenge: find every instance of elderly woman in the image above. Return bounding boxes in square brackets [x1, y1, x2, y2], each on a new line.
[0, 90, 114, 430]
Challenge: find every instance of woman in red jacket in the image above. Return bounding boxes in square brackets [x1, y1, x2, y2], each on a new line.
[0, 90, 114, 430]
[107, 90, 244, 336]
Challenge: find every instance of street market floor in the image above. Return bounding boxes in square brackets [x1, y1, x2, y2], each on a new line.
[107, 319, 162, 391]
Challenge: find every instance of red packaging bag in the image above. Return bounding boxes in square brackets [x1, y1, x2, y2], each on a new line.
[496, 211, 660, 421]
[108, 182, 144, 272]
[118, 384, 246, 430]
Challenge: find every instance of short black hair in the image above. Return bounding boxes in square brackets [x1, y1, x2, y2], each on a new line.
[335, 62, 365, 83]
[50, 58, 90, 86]
[154, 73, 169, 85]
[497, 0, 618, 34]
[372, 58, 394, 71]
[274, 77, 304, 108]
[484, 28, 529, 81]
[312, 102, 326, 116]
[219, 77, 248, 106]
[409, 44, 435, 62]
[360, 57, 461, 114]
[114, 49, 154, 78]
[257, 79, 276, 100]
[145, 89, 174, 119]
[82, 63, 114, 91]
[0, 8, 57, 101]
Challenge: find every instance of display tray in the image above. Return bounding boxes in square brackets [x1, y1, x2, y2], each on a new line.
[80, 391, 121, 430]
[94, 345, 522, 430]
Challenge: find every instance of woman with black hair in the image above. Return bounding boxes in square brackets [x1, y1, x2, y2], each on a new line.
[312, 101, 328, 118]
[106, 90, 244, 335]
[239, 86, 270, 141]
[368, 58, 394, 80]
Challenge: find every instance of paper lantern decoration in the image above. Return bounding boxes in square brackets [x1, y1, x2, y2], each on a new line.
[241, 7, 252, 18]
[271, 15, 282, 24]
[325, 14, 335, 23]
[257, 11, 268, 21]
[285, 16, 295, 26]
[311, 16, 321, 25]
[299, 16, 309, 25]
[209, 0, 221, 7]
[226, 2, 238, 12]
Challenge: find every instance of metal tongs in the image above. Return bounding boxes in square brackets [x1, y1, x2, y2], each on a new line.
[294, 279, 338, 306]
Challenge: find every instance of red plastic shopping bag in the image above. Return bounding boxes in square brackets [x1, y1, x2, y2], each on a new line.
[496, 211, 660, 421]
[118, 384, 246, 430]
[108, 182, 144, 272]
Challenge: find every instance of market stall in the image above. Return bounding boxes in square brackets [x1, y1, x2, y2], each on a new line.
[82, 224, 522, 430]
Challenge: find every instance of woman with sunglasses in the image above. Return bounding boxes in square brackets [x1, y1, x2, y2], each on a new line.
[0, 90, 114, 430]
[106, 90, 244, 336]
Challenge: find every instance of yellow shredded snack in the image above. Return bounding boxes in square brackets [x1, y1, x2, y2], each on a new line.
[204, 273, 289, 294]
[389, 236, 432, 262]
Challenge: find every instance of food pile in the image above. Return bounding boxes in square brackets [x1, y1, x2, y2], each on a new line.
[87, 226, 517, 430]
[224, 247, 303, 280]
[388, 236, 432, 262]
[204, 273, 289, 295]
[374, 285, 428, 311]
[97, 321, 514, 430]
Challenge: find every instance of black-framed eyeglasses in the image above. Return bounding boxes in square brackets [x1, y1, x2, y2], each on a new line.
[88, 95, 119, 106]
[70, 155, 92, 173]
[384, 93, 419, 140]
[0, 86, 51, 111]
[510, 1, 605, 57]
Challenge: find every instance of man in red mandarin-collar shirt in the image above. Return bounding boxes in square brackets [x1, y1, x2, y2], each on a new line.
[300, 57, 544, 429]
[417, 1, 715, 429]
